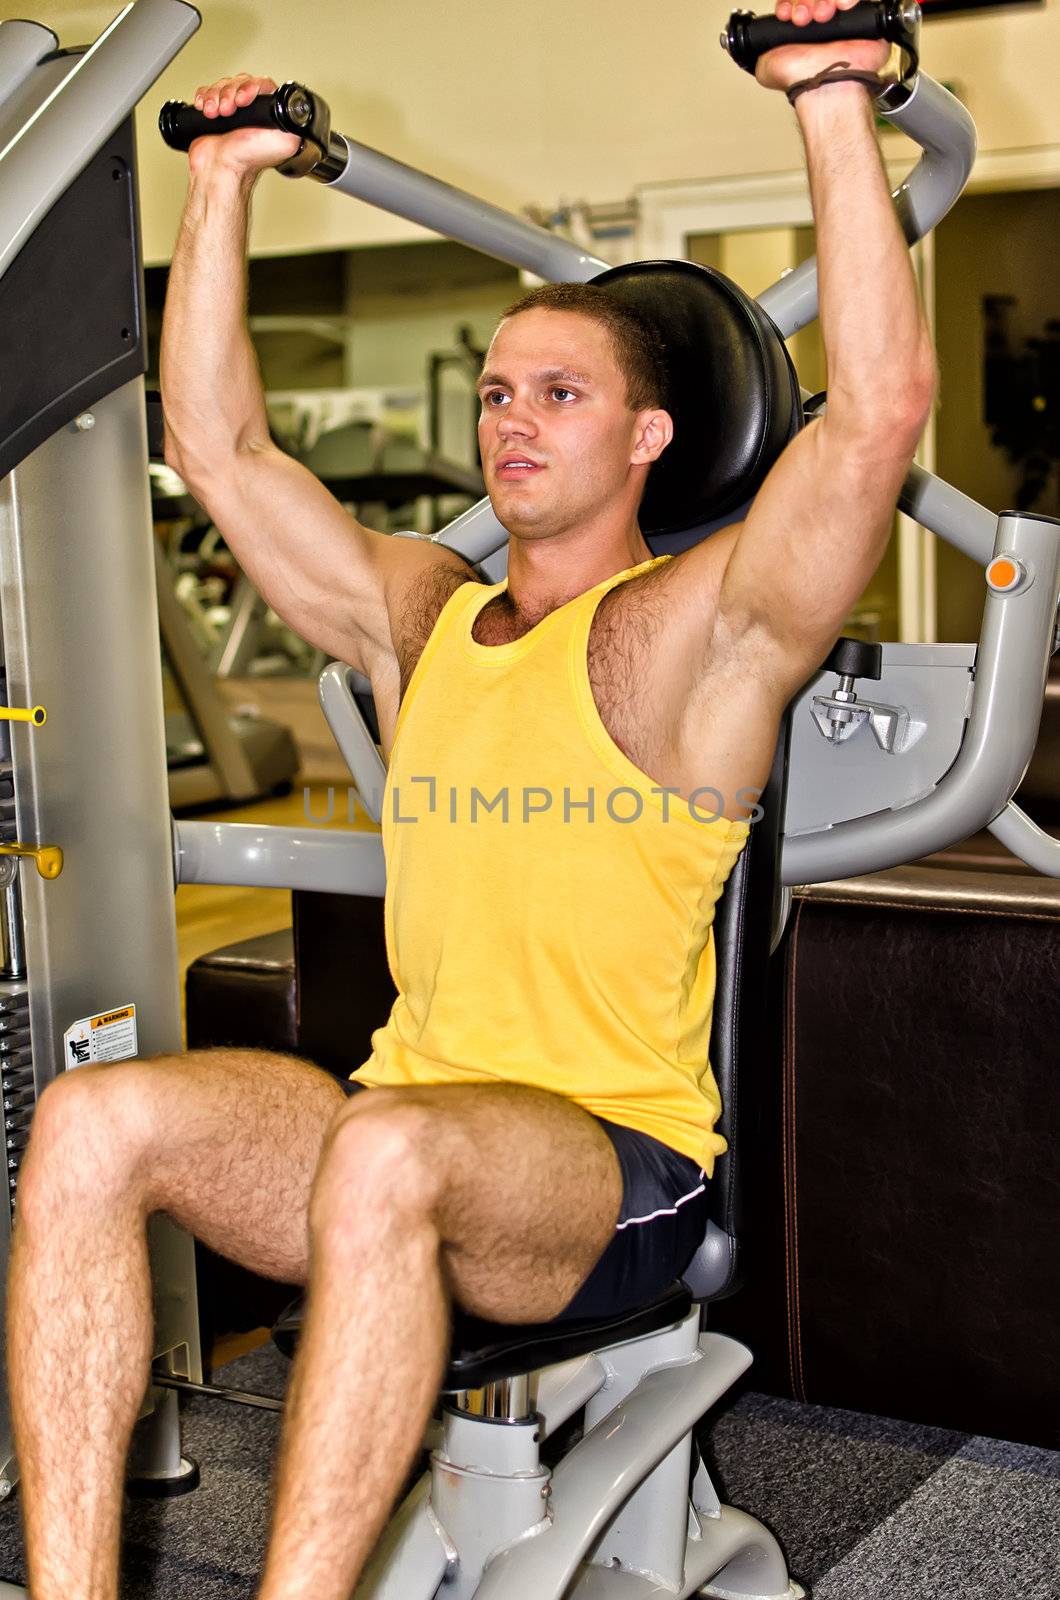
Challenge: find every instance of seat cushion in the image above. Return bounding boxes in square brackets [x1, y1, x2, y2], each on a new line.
[185, 928, 297, 1054]
[273, 1283, 693, 1391]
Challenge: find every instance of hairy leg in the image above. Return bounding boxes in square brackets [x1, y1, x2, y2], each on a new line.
[258, 1082, 623, 1600]
[8, 1049, 347, 1600]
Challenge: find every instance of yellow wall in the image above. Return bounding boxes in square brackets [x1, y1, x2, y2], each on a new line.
[8, 0, 1060, 264]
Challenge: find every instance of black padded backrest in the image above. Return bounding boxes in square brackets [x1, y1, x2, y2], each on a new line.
[682, 715, 792, 1303]
[590, 260, 799, 1301]
[591, 260, 801, 538]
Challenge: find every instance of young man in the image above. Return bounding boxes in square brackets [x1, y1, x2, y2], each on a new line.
[6, 4, 935, 1597]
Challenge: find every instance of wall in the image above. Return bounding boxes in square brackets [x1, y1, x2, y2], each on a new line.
[7, 0, 1060, 264]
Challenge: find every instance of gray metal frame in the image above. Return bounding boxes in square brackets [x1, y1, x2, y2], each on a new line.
[0, 0, 206, 1507]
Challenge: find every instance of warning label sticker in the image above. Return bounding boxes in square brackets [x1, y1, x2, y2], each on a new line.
[62, 1004, 137, 1068]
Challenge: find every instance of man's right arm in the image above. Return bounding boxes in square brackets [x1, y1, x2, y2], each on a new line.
[160, 75, 471, 677]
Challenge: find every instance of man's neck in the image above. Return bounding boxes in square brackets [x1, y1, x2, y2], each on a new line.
[503, 525, 654, 622]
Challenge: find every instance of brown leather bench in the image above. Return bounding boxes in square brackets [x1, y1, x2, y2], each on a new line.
[711, 864, 1060, 1450]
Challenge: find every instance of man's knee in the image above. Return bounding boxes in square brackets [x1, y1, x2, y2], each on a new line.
[310, 1092, 444, 1245]
[19, 1062, 167, 1223]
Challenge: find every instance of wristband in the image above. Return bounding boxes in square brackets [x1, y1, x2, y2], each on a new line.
[785, 61, 894, 105]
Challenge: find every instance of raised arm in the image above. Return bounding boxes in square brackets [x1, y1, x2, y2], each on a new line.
[707, 3, 937, 692]
[160, 75, 471, 676]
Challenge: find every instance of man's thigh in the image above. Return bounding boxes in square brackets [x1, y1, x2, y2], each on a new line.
[30, 1048, 348, 1285]
[334, 1082, 624, 1324]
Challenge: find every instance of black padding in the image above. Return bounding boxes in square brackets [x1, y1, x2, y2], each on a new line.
[185, 929, 297, 1056]
[273, 1283, 692, 1390]
[682, 715, 791, 1302]
[0, 115, 145, 481]
[591, 260, 800, 538]
[293, 891, 397, 1077]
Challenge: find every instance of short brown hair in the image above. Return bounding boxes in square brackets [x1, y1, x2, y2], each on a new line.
[500, 282, 666, 413]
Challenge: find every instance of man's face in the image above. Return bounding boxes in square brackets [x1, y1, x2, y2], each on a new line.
[477, 309, 652, 542]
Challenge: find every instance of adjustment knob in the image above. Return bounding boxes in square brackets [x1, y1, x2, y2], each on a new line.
[823, 636, 882, 680]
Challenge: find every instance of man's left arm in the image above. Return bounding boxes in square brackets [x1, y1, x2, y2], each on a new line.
[703, 3, 937, 694]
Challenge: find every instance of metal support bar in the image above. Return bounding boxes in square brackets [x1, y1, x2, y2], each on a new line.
[473, 1325, 753, 1598]
[318, 661, 387, 823]
[173, 817, 386, 894]
[323, 134, 609, 283]
[0, 0, 201, 284]
[152, 1372, 284, 1414]
[898, 461, 998, 565]
[758, 74, 976, 338]
[0, 20, 58, 110]
[782, 510, 1060, 883]
[987, 801, 1060, 878]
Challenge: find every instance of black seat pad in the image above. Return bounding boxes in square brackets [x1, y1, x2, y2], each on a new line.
[273, 1282, 692, 1391]
[592, 259, 800, 538]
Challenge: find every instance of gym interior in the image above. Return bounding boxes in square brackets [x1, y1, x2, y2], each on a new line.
[0, 0, 1057, 1595]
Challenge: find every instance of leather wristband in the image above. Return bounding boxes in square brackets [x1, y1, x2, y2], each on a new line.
[786, 61, 893, 105]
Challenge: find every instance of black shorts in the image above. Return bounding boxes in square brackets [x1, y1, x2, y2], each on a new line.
[337, 1079, 708, 1323]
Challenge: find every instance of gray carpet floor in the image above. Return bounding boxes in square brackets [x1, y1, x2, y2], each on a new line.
[0, 1344, 1056, 1597]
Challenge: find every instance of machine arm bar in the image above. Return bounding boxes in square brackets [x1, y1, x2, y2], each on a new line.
[318, 662, 387, 824]
[898, 460, 998, 565]
[321, 134, 610, 282]
[173, 819, 386, 894]
[781, 510, 1060, 883]
[757, 74, 976, 338]
[0, 0, 201, 285]
[159, 80, 609, 282]
[0, 19, 58, 107]
[988, 802, 1060, 876]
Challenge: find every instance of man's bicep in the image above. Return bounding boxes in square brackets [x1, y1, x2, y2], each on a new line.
[716, 418, 913, 672]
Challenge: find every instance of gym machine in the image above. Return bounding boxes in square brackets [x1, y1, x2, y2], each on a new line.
[0, 0, 1055, 1596]
[0, 0, 218, 1532]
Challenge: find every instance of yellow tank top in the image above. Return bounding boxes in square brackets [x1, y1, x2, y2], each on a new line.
[357, 555, 750, 1174]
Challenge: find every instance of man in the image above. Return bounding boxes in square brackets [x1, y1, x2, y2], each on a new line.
[7, 3, 935, 1596]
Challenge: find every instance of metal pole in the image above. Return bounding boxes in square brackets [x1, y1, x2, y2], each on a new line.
[758, 75, 976, 338]
[323, 134, 609, 284]
[0, 0, 201, 284]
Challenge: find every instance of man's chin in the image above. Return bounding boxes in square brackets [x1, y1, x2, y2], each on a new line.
[487, 491, 557, 540]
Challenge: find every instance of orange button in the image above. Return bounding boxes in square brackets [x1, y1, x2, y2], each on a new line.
[986, 557, 1021, 592]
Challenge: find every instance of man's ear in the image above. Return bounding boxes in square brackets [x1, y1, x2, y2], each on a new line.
[631, 408, 674, 466]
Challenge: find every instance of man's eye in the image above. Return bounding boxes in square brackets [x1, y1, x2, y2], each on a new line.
[483, 391, 509, 407]
[551, 387, 576, 403]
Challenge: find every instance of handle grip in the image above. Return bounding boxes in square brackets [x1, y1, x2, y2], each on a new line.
[158, 82, 333, 177]
[722, 0, 920, 77]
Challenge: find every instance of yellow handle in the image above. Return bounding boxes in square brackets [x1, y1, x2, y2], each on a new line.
[0, 706, 46, 726]
[0, 843, 63, 879]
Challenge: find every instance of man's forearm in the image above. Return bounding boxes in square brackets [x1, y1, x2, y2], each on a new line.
[796, 84, 935, 437]
[160, 167, 269, 483]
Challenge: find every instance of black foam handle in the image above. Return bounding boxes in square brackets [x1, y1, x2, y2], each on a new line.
[725, 0, 899, 75]
[159, 91, 290, 153]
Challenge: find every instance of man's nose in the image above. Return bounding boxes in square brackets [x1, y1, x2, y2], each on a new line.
[496, 396, 536, 437]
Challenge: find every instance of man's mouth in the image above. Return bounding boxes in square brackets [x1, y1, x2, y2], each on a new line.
[495, 455, 544, 479]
